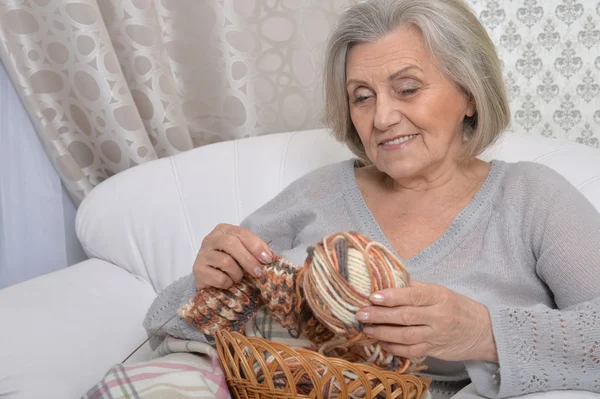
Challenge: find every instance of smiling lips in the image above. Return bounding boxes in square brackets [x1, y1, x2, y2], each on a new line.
[379, 134, 418, 148]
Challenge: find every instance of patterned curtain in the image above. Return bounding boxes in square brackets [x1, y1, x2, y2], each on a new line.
[0, 0, 598, 205]
[0, 0, 352, 204]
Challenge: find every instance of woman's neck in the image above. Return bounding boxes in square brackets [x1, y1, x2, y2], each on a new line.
[359, 158, 491, 205]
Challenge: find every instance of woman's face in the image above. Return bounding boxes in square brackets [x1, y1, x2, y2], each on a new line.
[346, 25, 475, 182]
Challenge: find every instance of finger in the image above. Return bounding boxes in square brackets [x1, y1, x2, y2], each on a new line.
[219, 224, 274, 265]
[195, 266, 234, 290]
[356, 305, 432, 326]
[362, 325, 433, 345]
[211, 233, 263, 277]
[379, 342, 433, 359]
[369, 284, 442, 307]
[204, 250, 244, 284]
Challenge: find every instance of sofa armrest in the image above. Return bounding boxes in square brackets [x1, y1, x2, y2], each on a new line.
[0, 260, 157, 399]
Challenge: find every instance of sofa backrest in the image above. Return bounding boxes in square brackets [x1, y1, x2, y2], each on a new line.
[76, 129, 600, 291]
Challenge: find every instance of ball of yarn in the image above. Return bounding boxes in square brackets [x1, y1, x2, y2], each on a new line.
[298, 231, 417, 371]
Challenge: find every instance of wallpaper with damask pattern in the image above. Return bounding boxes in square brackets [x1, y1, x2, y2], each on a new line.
[468, 0, 600, 148]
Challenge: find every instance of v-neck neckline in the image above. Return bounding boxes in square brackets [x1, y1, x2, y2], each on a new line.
[340, 158, 505, 270]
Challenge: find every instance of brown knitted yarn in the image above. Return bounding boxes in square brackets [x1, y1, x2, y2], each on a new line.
[179, 256, 312, 337]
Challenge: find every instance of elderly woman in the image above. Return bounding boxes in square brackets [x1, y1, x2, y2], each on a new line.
[144, 0, 600, 398]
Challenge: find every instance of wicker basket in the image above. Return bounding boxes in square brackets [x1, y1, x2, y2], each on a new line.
[215, 330, 431, 399]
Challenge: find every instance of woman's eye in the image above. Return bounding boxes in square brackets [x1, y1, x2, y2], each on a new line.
[353, 96, 369, 104]
[400, 88, 418, 96]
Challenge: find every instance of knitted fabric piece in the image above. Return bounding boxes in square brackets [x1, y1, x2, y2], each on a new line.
[178, 256, 334, 346]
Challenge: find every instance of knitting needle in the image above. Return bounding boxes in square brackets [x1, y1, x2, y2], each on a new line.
[120, 312, 179, 364]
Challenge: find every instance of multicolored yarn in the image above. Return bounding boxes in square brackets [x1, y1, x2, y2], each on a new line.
[178, 256, 320, 338]
[298, 232, 418, 372]
[178, 231, 425, 373]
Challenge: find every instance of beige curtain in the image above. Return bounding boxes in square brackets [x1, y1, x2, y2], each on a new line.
[0, 0, 353, 204]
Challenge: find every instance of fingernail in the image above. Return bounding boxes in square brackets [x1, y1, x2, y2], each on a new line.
[253, 267, 262, 277]
[260, 251, 273, 264]
[363, 326, 374, 336]
[355, 311, 369, 322]
[370, 293, 384, 303]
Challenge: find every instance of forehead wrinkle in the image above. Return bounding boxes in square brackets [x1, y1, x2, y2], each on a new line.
[346, 57, 425, 85]
[347, 48, 427, 82]
[349, 43, 424, 66]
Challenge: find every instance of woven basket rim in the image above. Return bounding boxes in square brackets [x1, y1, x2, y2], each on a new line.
[214, 330, 431, 399]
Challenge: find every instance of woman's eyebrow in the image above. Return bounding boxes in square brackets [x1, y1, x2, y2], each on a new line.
[388, 65, 420, 81]
[346, 78, 368, 88]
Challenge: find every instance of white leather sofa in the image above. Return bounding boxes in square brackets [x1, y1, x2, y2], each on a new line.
[1, 129, 600, 399]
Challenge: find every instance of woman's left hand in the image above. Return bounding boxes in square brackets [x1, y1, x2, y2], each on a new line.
[355, 281, 499, 363]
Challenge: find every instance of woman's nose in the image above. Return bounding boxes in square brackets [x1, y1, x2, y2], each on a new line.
[373, 95, 402, 132]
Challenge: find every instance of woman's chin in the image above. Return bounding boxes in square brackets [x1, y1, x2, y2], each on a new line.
[376, 159, 423, 182]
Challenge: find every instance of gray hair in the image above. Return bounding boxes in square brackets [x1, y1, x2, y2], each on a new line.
[323, 0, 510, 162]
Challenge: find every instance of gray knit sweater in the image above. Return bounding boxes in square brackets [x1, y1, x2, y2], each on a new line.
[144, 159, 600, 399]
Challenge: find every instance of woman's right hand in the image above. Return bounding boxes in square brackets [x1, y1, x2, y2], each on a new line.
[192, 223, 274, 290]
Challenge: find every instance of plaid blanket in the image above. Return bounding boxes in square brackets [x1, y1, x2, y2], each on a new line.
[83, 337, 231, 399]
[84, 304, 309, 399]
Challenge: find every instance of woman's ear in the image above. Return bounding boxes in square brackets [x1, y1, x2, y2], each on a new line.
[466, 98, 476, 117]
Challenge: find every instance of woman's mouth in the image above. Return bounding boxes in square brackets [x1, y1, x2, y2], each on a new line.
[380, 134, 418, 149]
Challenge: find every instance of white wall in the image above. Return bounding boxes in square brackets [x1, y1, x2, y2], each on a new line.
[0, 60, 87, 289]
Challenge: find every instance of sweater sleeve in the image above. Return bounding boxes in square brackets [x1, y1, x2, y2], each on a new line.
[465, 164, 600, 398]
